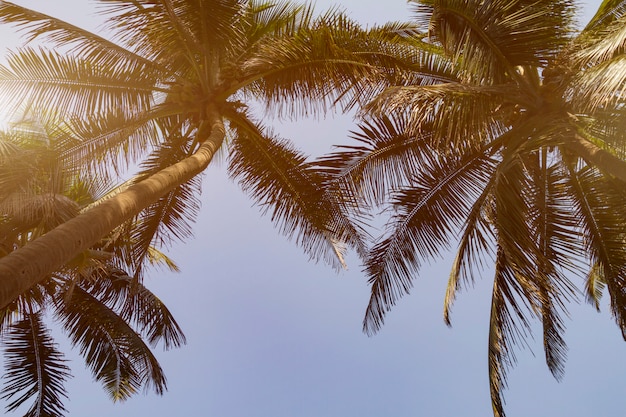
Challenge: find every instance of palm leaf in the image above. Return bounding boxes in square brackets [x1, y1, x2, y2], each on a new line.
[55, 285, 167, 400]
[488, 247, 534, 417]
[363, 146, 495, 334]
[1, 310, 71, 417]
[81, 268, 186, 350]
[0, 0, 164, 73]
[415, 0, 575, 81]
[227, 109, 368, 269]
[0, 47, 158, 119]
[315, 115, 437, 208]
[565, 163, 626, 337]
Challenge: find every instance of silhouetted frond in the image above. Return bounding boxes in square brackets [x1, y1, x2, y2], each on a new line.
[1, 311, 71, 417]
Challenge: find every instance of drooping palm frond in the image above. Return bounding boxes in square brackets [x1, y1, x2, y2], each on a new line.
[54, 284, 167, 401]
[363, 146, 496, 334]
[1, 310, 71, 417]
[487, 247, 534, 417]
[443, 172, 495, 325]
[315, 115, 437, 208]
[227, 108, 368, 269]
[526, 153, 580, 380]
[565, 163, 626, 336]
[80, 267, 186, 350]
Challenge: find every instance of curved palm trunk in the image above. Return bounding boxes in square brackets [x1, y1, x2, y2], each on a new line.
[0, 111, 225, 309]
[568, 134, 626, 183]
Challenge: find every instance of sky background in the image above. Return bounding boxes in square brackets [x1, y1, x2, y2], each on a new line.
[2, 1, 625, 416]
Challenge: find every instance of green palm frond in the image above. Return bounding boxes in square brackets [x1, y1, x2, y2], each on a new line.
[242, 0, 311, 43]
[0, 0, 164, 74]
[444, 175, 495, 325]
[565, 163, 626, 336]
[488, 247, 534, 417]
[364, 82, 514, 149]
[583, 0, 626, 31]
[58, 108, 172, 178]
[234, 9, 431, 117]
[526, 153, 579, 380]
[1, 310, 71, 417]
[100, 0, 243, 67]
[570, 13, 626, 111]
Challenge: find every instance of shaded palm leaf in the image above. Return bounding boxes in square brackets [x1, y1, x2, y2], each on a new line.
[1, 310, 71, 417]
[54, 284, 167, 400]
[227, 109, 368, 269]
[76, 266, 186, 350]
[363, 147, 495, 334]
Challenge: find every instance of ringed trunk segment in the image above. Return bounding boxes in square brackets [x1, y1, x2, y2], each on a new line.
[0, 111, 225, 309]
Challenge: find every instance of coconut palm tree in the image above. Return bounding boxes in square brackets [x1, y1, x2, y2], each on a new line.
[316, 1, 626, 415]
[0, 116, 186, 416]
[0, 0, 421, 308]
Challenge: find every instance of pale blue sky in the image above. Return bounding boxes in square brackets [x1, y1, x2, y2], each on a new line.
[2, 1, 625, 417]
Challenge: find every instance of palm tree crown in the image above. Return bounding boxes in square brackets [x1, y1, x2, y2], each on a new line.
[0, 116, 186, 416]
[0, 0, 420, 414]
[0, 0, 421, 306]
[316, 1, 626, 415]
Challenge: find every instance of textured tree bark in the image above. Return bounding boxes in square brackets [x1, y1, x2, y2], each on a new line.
[0, 112, 225, 309]
[568, 134, 626, 183]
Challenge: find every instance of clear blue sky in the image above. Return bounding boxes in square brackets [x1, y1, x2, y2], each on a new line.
[3, 1, 625, 417]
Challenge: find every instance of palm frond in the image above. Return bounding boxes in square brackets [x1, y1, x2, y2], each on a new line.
[82, 268, 186, 350]
[415, 0, 575, 82]
[363, 147, 495, 334]
[0, 0, 165, 74]
[227, 109, 368, 269]
[583, 0, 626, 32]
[488, 247, 534, 417]
[364, 82, 514, 150]
[1, 310, 71, 417]
[0, 47, 158, 119]
[55, 285, 167, 400]
[570, 14, 626, 111]
[233, 9, 438, 118]
[99, 0, 243, 69]
[315, 115, 436, 208]
[58, 107, 168, 178]
[444, 175, 495, 325]
[565, 163, 626, 337]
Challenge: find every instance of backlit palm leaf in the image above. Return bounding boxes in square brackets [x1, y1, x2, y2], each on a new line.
[54, 284, 167, 400]
[1, 311, 71, 417]
[227, 109, 367, 268]
[363, 146, 495, 334]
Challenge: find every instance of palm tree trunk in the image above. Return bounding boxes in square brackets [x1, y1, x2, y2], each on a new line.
[0, 111, 225, 309]
[568, 134, 626, 183]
